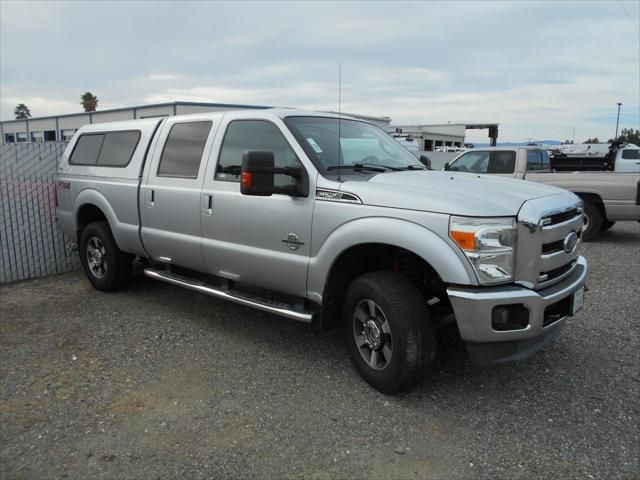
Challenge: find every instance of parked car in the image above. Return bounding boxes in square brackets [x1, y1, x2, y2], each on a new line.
[445, 146, 640, 240]
[56, 110, 587, 393]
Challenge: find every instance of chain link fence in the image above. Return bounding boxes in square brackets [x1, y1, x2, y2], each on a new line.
[1, 142, 80, 283]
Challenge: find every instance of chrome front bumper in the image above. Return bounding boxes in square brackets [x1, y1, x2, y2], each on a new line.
[447, 255, 587, 365]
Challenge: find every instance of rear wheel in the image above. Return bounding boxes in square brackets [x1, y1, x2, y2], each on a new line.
[600, 220, 615, 232]
[343, 271, 436, 393]
[80, 221, 132, 291]
[581, 202, 602, 241]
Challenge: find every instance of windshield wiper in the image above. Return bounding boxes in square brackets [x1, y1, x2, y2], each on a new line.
[327, 164, 381, 172]
[327, 163, 401, 172]
[401, 164, 426, 170]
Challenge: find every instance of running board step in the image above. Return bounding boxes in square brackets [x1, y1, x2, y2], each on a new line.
[143, 268, 314, 323]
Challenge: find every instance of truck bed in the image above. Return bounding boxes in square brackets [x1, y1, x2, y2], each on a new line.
[525, 171, 640, 221]
[550, 155, 611, 172]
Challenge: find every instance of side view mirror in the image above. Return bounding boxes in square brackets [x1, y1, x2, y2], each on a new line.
[240, 150, 309, 197]
[443, 162, 451, 171]
[241, 151, 275, 196]
[419, 155, 432, 169]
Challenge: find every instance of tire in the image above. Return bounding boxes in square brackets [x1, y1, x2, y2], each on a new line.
[600, 220, 615, 232]
[581, 202, 602, 241]
[79, 221, 132, 291]
[343, 271, 436, 394]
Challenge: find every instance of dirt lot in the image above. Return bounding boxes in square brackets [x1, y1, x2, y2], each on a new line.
[1, 223, 638, 479]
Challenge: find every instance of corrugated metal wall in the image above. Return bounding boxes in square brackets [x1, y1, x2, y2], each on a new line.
[0, 142, 80, 283]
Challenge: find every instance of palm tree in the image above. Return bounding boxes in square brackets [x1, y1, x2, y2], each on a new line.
[81, 92, 98, 112]
[14, 104, 31, 119]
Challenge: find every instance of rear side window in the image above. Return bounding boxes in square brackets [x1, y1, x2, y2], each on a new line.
[488, 151, 516, 173]
[157, 121, 212, 178]
[621, 149, 639, 159]
[70, 134, 104, 165]
[527, 150, 550, 171]
[69, 131, 141, 167]
[97, 131, 141, 166]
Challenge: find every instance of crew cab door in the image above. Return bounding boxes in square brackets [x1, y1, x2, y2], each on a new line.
[200, 117, 315, 298]
[140, 118, 219, 270]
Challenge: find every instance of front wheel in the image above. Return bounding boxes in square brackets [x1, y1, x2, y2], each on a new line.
[79, 221, 132, 291]
[343, 271, 436, 393]
[600, 220, 615, 232]
[581, 202, 602, 241]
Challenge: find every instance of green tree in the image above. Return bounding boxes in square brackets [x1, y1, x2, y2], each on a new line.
[562, 139, 574, 144]
[610, 128, 640, 146]
[584, 137, 600, 144]
[80, 92, 98, 112]
[14, 103, 31, 119]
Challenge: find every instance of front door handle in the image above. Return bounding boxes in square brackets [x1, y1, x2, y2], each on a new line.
[202, 194, 213, 216]
[147, 189, 155, 208]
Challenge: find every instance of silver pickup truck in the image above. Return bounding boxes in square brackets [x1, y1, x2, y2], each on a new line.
[445, 146, 640, 240]
[56, 109, 588, 393]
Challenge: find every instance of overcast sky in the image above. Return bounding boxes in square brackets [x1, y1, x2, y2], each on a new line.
[1, 1, 638, 142]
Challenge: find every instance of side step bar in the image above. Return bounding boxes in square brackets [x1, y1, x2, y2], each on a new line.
[144, 268, 314, 323]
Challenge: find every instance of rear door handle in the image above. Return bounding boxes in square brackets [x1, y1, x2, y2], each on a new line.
[147, 189, 155, 208]
[202, 194, 213, 215]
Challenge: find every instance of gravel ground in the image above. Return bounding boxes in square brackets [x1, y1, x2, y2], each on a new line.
[1, 222, 638, 479]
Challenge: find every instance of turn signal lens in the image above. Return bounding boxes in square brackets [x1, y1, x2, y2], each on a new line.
[449, 216, 517, 284]
[450, 230, 476, 251]
[241, 171, 252, 189]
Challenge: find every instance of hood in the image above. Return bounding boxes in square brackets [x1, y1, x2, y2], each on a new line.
[341, 171, 566, 217]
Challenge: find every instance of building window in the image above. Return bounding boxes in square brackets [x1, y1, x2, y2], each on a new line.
[445, 141, 452, 147]
[454, 142, 461, 147]
[157, 121, 212, 178]
[17, 133, 28, 143]
[44, 130, 57, 141]
[31, 131, 44, 142]
[61, 129, 76, 141]
[4, 133, 16, 143]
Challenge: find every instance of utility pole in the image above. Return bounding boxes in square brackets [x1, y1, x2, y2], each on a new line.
[615, 102, 622, 140]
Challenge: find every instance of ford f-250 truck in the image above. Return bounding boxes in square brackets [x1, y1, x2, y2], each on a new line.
[56, 110, 587, 393]
[445, 146, 640, 241]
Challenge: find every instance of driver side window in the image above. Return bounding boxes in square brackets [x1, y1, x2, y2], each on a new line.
[216, 120, 302, 188]
[449, 151, 490, 173]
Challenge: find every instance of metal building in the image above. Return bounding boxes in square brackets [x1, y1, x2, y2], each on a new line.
[0, 101, 393, 145]
[391, 122, 499, 151]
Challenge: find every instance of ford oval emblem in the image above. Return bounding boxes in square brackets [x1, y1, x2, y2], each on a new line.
[563, 231, 578, 254]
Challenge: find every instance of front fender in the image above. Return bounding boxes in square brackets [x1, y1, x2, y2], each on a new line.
[307, 216, 477, 303]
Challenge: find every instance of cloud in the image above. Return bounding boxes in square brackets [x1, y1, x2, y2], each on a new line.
[1, 1, 638, 142]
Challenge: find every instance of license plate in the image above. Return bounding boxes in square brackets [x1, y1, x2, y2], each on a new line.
[572, 287, 584, 315]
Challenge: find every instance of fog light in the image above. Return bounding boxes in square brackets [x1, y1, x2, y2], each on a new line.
[492, 304, 529, 331]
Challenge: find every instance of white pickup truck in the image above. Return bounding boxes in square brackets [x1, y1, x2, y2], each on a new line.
[56, 110, 587, 393]
[445, 146, 640, 240]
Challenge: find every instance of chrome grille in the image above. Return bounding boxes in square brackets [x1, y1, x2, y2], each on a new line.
[515, 193, 584, 290]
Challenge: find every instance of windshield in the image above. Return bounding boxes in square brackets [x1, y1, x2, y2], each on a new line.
[284, 116, 423, 172]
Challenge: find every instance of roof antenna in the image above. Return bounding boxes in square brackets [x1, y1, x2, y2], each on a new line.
[337, 62, 342, 182]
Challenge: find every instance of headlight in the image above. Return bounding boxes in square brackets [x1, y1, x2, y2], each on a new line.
[449, 216, 516, 284]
